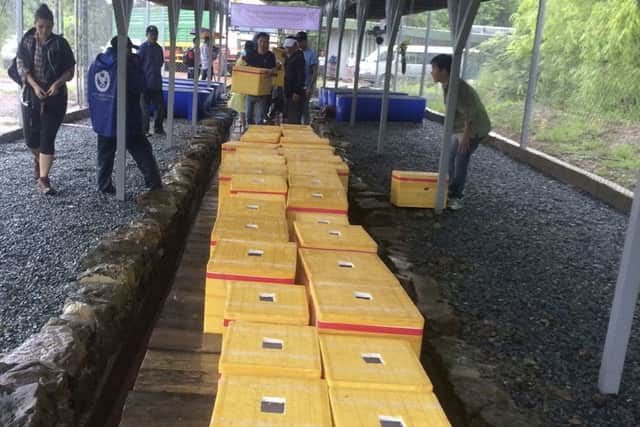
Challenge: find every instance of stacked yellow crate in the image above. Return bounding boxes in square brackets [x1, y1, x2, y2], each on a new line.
[286, 187, 349, 235]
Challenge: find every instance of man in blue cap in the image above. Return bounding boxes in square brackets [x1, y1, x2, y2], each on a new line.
[138, 25, 166, 136]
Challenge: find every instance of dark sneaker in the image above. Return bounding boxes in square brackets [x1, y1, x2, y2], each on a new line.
[37, 177, 56, 195]
[448, 197, 463, 211]
[154, 129, 166, 136]
[100, 184, 116, 194]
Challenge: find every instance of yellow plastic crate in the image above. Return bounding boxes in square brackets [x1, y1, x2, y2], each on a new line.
[246, 124, 283, 134]
[280, 136, 331, 145]
[390, 170, 447, 209]
[220, 152, 285, 167]
[229, 174, 288, 202]
[220, 141, 279, 161]
[319, 334, 432, 392]
[286, 187, 348, 217]
[329, 387, 450, 427]
[294, 222, 377, 254]
[288, 173, 344, 191]
[283, 152, 341, 165]
[203, 295, 225, 334]
[218, 164, 287, 211]
[232, 65, 273, 96]
[219, 322, 321, 379]
[280, 143, 335, 154]
[297, 248, 398, 288]
[292, 212, 351, 226]
[217, 197, 286, 219]
[206, 239, 298, 302]
[240, 133, 282, 144]
[281, 124, 314, 131]
[210, 375, 331, 427]
[209, 215, 289, 256]
[224, 281, 309, 326]
[309, 282, 424, 355]
[287, 161, 349, 189]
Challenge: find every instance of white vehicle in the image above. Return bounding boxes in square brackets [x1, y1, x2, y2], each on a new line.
[357, 45, 454, 84]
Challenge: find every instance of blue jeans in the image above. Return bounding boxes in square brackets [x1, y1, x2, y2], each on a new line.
[246, 95, 268, 125]
[448, 134, 481, 199]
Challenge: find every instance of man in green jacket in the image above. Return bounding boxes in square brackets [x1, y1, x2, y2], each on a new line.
[431, 54, 491, 210]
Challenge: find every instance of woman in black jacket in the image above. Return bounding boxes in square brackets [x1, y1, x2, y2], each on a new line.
[16, 3, 76, 194]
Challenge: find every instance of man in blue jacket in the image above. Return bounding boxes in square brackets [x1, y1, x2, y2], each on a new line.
[138, 25, 166, 136]
[88, 36, 162, 194]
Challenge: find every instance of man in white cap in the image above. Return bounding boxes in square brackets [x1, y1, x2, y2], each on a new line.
[283, 36, 306, 124]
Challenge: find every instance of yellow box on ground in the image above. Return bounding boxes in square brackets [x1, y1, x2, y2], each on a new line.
[390, 170, 447, 209]
[219, 322, 321, 379]
[280, 143, 335, 154]
[329, 387, 450, 427]
[286, 187, 348, 218]
[240, 132, 281, 144]
[210, 375, 331, 427]
[309, 281, 424, 355]
[232, 65, 273, 96]
[288, 173, 344, 191]
[247, 124, 283, 134]
[217, 197, 286, 219]
[205, 239, 298, 308]
[203, 295, 225, 334]
[209, 215, 289, 255]
[294, 222, 377, 254]
[224, 281, 309, 326]
[319, 334, 432, 392]
[218, 164, 287, 211]
[280, 136, 331, 145]
[292, 212, 351, 226]
[230, 173, 288, 202]
[298, 248, 398, 288]
[281, 123, 314, 131]
[220, 141, 279, 161]
[287, 161, 350, 189]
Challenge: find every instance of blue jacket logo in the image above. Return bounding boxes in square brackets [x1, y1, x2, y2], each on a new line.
[95, 70, 111, 92]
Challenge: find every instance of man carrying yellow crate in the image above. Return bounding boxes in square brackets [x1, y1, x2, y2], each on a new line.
[244, 33, 277, 124]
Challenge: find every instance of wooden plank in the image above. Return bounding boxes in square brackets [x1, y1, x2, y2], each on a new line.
[156, 289, 203, 332]
[119, 391, 214, 427]
[149, 328, 222, 353]
[133, 350, 220, 395]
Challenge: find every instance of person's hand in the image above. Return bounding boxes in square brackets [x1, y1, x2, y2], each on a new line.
[32, 83, 47, 99]
[292, 93, 301, 103]
[458, 135, 470, 154]
[45, 80, 62, 97]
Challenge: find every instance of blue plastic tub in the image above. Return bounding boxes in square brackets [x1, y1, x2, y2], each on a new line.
[161, 87, 211, 120]
[335, 94, 426, 122]
[323, 88, 408, 108]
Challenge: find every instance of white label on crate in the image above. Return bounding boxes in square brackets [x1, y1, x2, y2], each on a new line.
[311, 192, 324, 199]
[328, 230, 342, 237]
[261, 396, 286, 414]
[248, 249, 264, 256]
[317, 219, 330, 224]
[262, 338, 284, 350]
[361, 353, 385, 364]
[245, 223, 259, 229]
[338, 261, 354, 268]
[253, 177, 266, 183]
[246, 204, 260, 210]
[379, 416, 405, 427]
[354, 292, 373, 300]
[311, 178, 321, 184]
[259, 293, 276, 303]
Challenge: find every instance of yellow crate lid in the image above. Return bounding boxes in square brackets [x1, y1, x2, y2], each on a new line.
[221, 152, 285, 167]
[319, 334, 432, 392]
[309, 282, 424, 333]
[329, 387, 450, 427]
[283, 152, 342, 164]
[288, 173, 344, 190]
[288, 160, 349, 179]
[298, 249, 398, 287]
[219, 322, 322, 378]
[281, 124, 314, 130]
[210, 215, 289, 247]
[224, 281, 309, 326]
[280, 136, 331, 145]
[219, 162, 288, 180]
[210, 375, 331, 427]
[221, 141, 280, 153]
[294, 222, 377, 254]
[218, 197, 286, 219]
[292, 212, 351, 226]
[280, 143, 335, 153]
[207, 239, 297, 284]
[246, 124, 283, 134]
[240, 132, 281, 144]
[391, 170, 440, 182]
[230, 174, 288, 198]
[286, 187, 348, 216]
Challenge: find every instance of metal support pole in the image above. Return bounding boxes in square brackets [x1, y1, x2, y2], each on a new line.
[223, 0, 230, 93]
[167, 0, 181, 146]
[316, 2, 324, 55]
[393, 17, 403, 92]
[16, 0, 23, 127]
[55, 0, 62, 34]
[207, 0, 215, 86]
[434, 0, 480, 213]
[349, 0, 370, 127]
[520, 0, 547, 149]
[599, 174, 640, 394]
[81, 0, 89, 107]
[146, 0, 151, 27]
[376, 0, 405, 154]
[218, 4, 224, 82]
[322, 0, 335, 88]
[74, 0, 81, 106]
[419, 12, 432, 97]
[112, 0, 134, 201]
[375, 44, 380, 84]
[461, 36, 470, 79]
[334, 0, 347, 88]
[193, 0, 204, 127]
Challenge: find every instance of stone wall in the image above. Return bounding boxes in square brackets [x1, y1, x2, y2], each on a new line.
[0, 111, 234, 427]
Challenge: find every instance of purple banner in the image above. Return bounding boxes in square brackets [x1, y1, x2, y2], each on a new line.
[230, 4, 321, 31]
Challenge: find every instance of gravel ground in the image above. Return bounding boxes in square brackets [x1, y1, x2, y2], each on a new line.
[330, 120, 639, 426]
[0, 118, 196, 353]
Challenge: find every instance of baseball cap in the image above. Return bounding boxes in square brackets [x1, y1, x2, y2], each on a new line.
[283, 37, 297, 48]
[110, 36, 138, 51]
[295, 31, 308, 41]
[146, 25, 159, 34]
